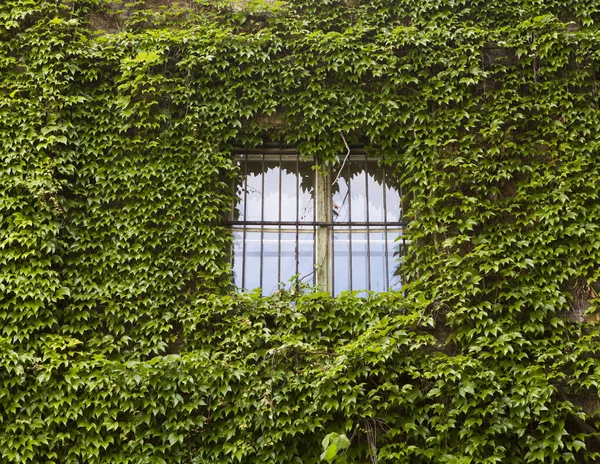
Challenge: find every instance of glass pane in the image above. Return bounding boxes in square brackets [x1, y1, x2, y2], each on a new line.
[384, 170, 401, 222]
[245, 160, 263, 221]
[236, 156, 315, 224]
[263, 159, 281, 221]
[351, 230, 368, 290]
[234, 158, 245, 221]
[244, 231, 261, 290]
[333, 227, 351, 294]
[388, 231, 404, 290]
[262, 230, 279, 294]
[350, 161, 367, 222]
[280, 231, 297, 284]
[332, 227, 404, 295]
[280, 160, 298, 222]
[367, 163, 385, 222]
[333, 159, 389, 223]
[298, 161, 315, 222]
[297, 226, 314, 285]
[233, 155, 318, 295]
[233, 229, 244, 288]
[369, 231, 386, 291]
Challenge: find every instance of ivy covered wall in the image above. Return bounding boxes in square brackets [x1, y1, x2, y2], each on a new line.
[2, 0, 600, 461]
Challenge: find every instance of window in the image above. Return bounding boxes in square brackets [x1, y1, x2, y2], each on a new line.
[229, 149, 408, 295]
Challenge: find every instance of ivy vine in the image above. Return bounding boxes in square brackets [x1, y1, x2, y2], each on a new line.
[1, 0, 600, 462]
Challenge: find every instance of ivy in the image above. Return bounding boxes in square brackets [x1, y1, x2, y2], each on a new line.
[2, 0, 600, 461]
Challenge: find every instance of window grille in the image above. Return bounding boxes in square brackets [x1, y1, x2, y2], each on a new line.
[229, 149, 408, 295]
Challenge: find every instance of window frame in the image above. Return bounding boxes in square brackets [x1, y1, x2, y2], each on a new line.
[229, 148, 409, 294]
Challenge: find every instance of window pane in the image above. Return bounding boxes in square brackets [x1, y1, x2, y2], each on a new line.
[280, 160, 298, 222]
[333, 227, 350, 294]
[232, 228, 244, 287]
[262, 230, 280, 293]
[333, 226, 403, 295]
[367, 164, 385, 222]
[297, 226, 315, 285]
[350, 230, 368, 290]
[350, 161, 367, 222]
[234, 159, 245, 221]
[243, 230, 261, 290]
[263, 160, 281, 221]
[388, 231, 405, 290]
[233, 155, 317, 294]
[384, 169, 401, 222]
[332, 174, 349, 222]
[279, 231, 297, 284]
[333, 159, 390, 224]
[244, 160, 263, 221]
[369, 231, 386, 291]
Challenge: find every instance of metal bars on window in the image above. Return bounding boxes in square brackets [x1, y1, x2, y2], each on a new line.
[230, 150, 407, 295]
[330, 153, 406, 294]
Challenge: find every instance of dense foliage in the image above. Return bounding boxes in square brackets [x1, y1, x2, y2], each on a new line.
[2, 0, 600, 461]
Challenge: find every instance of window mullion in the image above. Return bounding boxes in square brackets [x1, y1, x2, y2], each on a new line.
[347, 160, 353, 291]
[315, 165, 332, 293]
